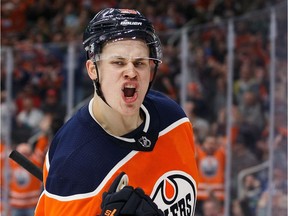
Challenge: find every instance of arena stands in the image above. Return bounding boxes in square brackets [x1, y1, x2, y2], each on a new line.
[1, 0, 287, 215]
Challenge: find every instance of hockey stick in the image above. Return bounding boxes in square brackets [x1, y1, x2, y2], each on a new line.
[9, 150, 43, 181]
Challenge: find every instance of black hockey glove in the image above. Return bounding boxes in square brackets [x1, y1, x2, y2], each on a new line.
[100, 172, 164, 216]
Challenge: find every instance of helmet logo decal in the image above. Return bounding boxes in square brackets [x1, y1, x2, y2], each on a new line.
[119, 9, 138, 14]
[120, 20, 142, 26]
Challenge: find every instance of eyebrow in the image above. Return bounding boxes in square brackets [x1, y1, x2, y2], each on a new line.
[114, 56, 149, 58]
[97, 55, 162, 63]
[111, 55, 125, 59]
[102, 56, 150, 60]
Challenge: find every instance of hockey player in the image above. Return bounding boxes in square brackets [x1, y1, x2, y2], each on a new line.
[35, 8, 198, 216]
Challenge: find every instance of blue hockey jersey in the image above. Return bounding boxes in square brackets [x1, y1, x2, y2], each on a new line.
[35, 90, 198, 216]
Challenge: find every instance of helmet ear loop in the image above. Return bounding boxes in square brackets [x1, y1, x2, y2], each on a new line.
[92, 61, 111, 107]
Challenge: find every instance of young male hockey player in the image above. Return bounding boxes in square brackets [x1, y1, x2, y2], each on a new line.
[35, 8, 199, 216]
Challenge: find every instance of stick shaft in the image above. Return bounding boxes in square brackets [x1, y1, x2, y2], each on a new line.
[9, 150, 43, 181]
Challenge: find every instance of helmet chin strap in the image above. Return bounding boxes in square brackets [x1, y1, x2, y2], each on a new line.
[93, 61, 110, 107]
[148, 61, 159, 92]
[92, 61, 159, 108]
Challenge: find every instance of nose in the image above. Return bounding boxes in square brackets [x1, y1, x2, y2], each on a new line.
[123, 62, 137, 79]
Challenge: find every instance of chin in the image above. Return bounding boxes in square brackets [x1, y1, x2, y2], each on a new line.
[119, 103, 141, 116]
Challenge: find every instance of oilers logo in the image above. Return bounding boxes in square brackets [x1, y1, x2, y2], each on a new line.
[14, 167, 31, 187]
[199, 156, 218, 177]
[151, 171, 197, 216]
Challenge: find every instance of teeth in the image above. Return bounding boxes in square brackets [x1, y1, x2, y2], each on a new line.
[123, 84, 137, 97]
[124, 84, 136, 88]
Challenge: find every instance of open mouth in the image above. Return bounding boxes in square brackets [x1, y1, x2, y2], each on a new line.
[123, 84, 137, 97]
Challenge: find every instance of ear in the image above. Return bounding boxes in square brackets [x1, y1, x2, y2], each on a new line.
[149, 71, 154, 82]
[86, 60, 97, 80]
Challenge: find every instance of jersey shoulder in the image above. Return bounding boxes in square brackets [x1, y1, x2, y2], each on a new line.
[145, 90, 187, 129]
[46, 105, 132, 196]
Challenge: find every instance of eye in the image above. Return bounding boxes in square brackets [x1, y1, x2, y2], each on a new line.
[134, 61, 144, 67]
[134, 59, 149, 67]
[111, 59, 126, 66]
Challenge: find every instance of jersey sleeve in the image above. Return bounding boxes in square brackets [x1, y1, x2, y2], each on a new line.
[35, 154, 120, 216]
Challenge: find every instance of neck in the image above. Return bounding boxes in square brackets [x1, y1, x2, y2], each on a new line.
[92, 97, 143, 136]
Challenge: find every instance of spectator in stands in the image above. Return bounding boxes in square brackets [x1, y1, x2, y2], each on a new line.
[187, 81, 210, 121]
[238, 90, 265, 131]
[0, 90, 16, 139]
[237, 90, 265, 154]
[37, 61, 64, 100]
[12, 85, 42, 143]
[211, 105, 242, 144]
[233, 62, 259, 105]
[200, 197, 223, 216]
[231, 135, 259, 198]
[62, 3, 91, 43]
[257, 168, 288, 216]
[28, 113, 54, 162]
[40, 88, 66, 117]
[239, 174, 263, 215]
[35, 91, 66, 153]
[195, 135, 225, 215]
[15, 84, 42, 114]
[24, 111, 64, 168]
[9, 143, 43, 216]
[231, 199, 245, 216]
[15, 97, 44, 134]
[1, 0, 31, 37]
[184, 100, 210, 143]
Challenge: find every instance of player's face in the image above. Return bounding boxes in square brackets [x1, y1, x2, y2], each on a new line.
[97, 39, 152, 116]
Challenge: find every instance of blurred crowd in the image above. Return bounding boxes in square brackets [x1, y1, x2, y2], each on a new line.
[1, 0, 287, 216]
[1, 0, 280, 45]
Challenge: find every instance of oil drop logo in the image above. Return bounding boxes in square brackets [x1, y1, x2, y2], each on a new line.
[151, 171, 197, 216]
